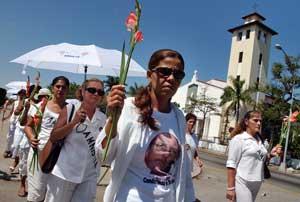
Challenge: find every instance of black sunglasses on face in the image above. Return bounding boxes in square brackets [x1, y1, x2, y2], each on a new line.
[85, 87, 105, 96]
[152, 67, 185, 80]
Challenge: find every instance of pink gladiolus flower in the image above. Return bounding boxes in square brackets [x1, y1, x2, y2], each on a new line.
[40, 97, 47, 112]
[125, 12, 137, 31]
[290, 111, 299, 122]
[33, 114, 41, 126]
[134, 31, 143, 43]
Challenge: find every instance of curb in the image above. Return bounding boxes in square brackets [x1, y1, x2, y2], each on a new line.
[199, 148, 300, 186]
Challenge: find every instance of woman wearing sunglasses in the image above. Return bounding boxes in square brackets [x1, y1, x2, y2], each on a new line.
[226, 110, 268, 202]
[25, 76, 69, 202]
[42, 78, 107, 202]
[96, 49, 196, 202]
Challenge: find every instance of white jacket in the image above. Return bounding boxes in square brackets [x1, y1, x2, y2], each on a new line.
[96, 97, 196, 202]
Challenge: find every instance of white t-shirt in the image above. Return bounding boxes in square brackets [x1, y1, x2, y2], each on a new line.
[16, 98, 31, 130]
[52, 102, 107, 183]
[29, 103, 59, 150]
[9, 100, 19, 125]
[185, 132, 198, 172]
[226, 131, 268, 181]
[115, 109, 181, 202]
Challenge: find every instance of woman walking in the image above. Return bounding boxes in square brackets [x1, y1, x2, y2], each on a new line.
[42, 78, 106, 202]
[25, 76, 69, 202]
[226, 110, 267, 202]
[10, 85, 41, 197]
[96, 49, 196, 202]
[185, 113, 203, 176]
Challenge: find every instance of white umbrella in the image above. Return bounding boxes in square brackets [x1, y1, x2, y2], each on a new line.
[5, 81, 29, 90]
[7, 88, 21, 95]
[11, 43, 146, 80]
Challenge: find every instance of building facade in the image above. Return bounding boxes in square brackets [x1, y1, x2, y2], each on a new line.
[227, 12, 277, 104]
[172, 71, 226, 142]
[173, 12, 277, 148]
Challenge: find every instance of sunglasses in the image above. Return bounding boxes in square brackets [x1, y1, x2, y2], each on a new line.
[252, 118, 262, 123]
[85, 87, 105, 96]
[152, 67, 185, 80]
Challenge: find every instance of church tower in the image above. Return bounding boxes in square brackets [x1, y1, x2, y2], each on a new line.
[227, 12, 277, 91]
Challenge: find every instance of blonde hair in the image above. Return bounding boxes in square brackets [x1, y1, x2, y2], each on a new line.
[78, 78, 104, 101]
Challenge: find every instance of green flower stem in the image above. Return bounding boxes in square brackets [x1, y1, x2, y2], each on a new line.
[103, 40, 136, 161]
[102, 0, 141, 162]
[103, 108, 120, 161]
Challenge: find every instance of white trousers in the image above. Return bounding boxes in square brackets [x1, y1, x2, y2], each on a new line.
[235, 176, 262, 202]
[11, 126, 24, 158]
[44, 174, 97, 202]
[19, 147, 29, 176]
[27, 148, 49, 202]
[5, 122, 16, 151]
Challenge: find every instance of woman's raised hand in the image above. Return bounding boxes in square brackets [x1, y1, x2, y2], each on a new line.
[73, 105, 87, 125]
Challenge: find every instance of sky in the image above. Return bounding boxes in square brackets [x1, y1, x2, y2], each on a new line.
[0, 0, 299, 91]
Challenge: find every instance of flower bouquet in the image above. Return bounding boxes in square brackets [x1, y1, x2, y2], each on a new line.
[29, 97, 48, 174]
[103, 0, 143, 161]
[18, 72, 41, 125]
[279, 111, 300, 145]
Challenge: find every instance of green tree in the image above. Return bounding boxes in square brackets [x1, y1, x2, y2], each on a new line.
[258, 56, 300, 148]
[220, 76, 253, 125]
[185, 87, 218, 137]
[103, 76, 120, 92]
[127, 82, 144, 97]
[67, 82, 80, 99]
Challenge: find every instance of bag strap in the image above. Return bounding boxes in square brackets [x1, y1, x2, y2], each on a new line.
[68, 104, 75, 123]
[59, 103, 75, 143]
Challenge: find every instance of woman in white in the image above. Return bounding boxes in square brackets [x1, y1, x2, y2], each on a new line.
[96, 49, 196, 202]
[43, 78, 106, 202]
[185, 113, 203, 175]
[10, 85, 39, 197]
[226, 110, 267, 202]
[3, 90, 26, 158]
[25, 76, 69, 202]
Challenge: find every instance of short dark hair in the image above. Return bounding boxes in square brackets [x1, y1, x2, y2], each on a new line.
[17, 89, 26, 95]
[51, 76, 70, 87]
[185, 113, 197, 122]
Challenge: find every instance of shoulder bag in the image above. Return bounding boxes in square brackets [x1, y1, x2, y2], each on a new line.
[41, 104, 75, 173]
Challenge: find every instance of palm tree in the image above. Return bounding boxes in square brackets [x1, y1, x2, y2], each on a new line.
[127, 82, 144, 96]
[103, 76, 120, 92]
[220, 76, 253, 125]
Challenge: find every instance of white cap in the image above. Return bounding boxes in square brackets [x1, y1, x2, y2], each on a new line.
[34, 88, 51, 100]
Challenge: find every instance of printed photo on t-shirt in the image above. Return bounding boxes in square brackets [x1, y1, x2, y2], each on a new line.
[144, 132, 181, 178]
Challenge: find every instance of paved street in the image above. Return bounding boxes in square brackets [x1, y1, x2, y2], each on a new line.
[1, 118, 300, 202]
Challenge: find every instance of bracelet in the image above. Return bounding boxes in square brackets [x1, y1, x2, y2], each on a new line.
[227, 187, 235, 191]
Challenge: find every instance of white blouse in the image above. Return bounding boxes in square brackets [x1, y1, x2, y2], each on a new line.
[226, 131, 267, 181]
[52, 102, 107, 183]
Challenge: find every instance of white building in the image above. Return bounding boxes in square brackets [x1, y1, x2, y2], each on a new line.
[172, 12, 277, 150]
[172, 70, 226, 143]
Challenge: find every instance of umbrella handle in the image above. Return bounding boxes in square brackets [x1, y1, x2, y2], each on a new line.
[84, 65, 88, 82]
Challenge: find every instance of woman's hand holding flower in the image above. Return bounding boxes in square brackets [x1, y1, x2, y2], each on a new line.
[29, 136, 39, 149]
[106, 85, 126, 114]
